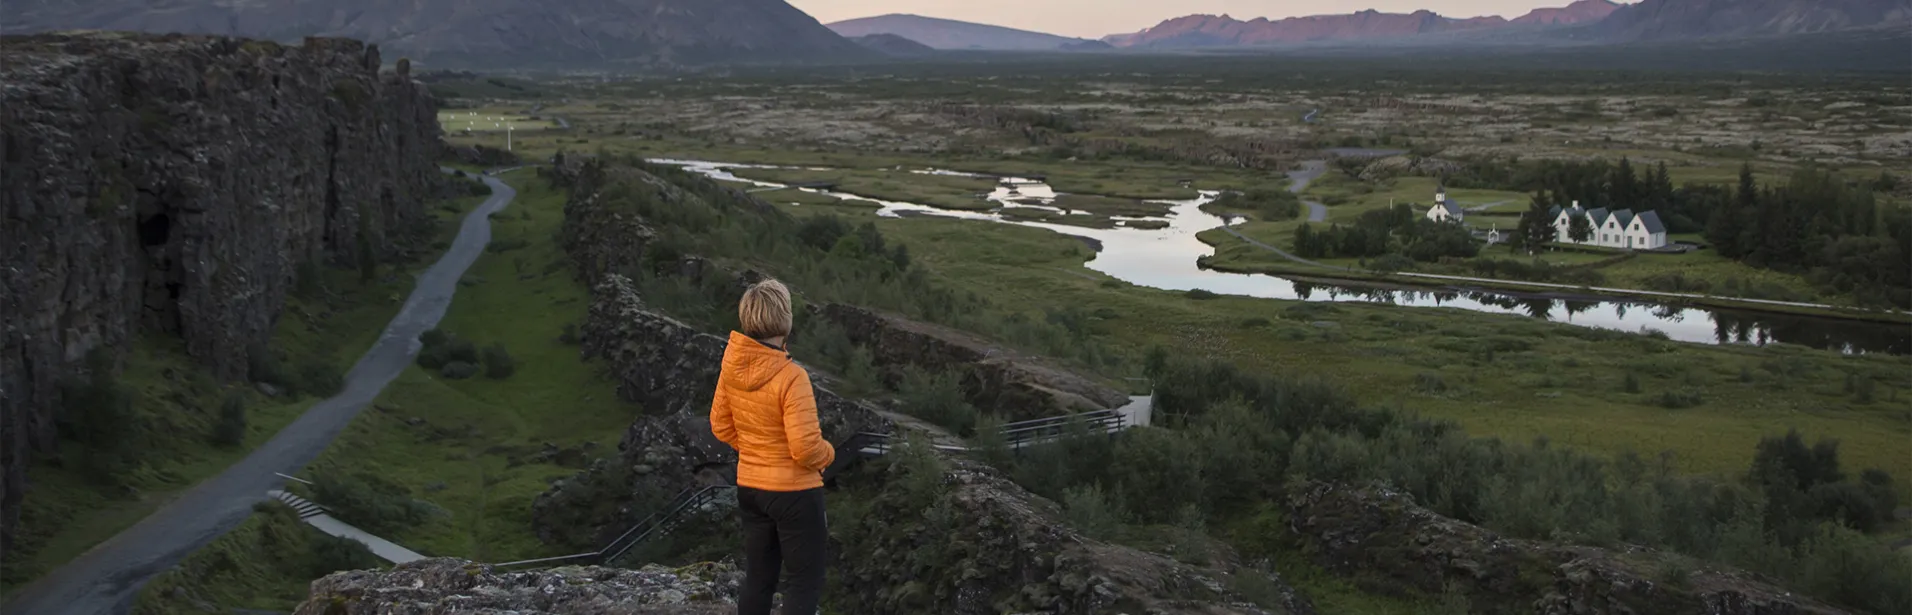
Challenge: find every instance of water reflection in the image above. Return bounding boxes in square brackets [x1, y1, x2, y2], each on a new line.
[654, 159, 1910, 355]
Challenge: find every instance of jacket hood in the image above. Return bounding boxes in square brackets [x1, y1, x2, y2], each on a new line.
[721, 331, 793, 392]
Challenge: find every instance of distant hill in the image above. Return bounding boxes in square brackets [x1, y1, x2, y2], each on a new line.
[850, 33, 938, 57]
[1512, 0, 1623, 25]
[1593, 0, 1911, 40]
[826, 14, 1091, 50]
[1102, 10, 1510, 47]
[1060, 39, 1116, 52]
[0, 0, 870, 68]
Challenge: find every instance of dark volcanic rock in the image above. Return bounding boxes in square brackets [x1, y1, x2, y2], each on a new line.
[836, 449, 1313, 615]
[294, 558, 741, 614]
[816, 302, 1129, 420]
[0, 31, 442, 557]
[529, 273, 889, 548]
[1284, 481, 1850, 615]
[6, 0, 873, 69]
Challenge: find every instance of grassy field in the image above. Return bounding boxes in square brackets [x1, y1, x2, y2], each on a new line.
[840, 208, 1912, 493]
[131, 169, 640, 612]
[437, 108, 561, 133]
[0, 194, 487, 596]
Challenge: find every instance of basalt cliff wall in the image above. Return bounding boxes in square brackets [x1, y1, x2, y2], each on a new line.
[0, 32, 443, 556]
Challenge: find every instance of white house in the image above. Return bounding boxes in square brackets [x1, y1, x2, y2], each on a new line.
[1549, 201, 1668, 249]
[1425, 184, 1464, 223]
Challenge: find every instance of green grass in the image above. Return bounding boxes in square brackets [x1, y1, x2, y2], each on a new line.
[128, 170, 640, 612]
[134, 503, 337, 614]
[727, 166, 997, 210]
[858, 210, 1912, 494]
[0, 204, 473, 595]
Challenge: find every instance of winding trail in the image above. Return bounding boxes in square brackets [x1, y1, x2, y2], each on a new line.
[2, 171, 517, 615]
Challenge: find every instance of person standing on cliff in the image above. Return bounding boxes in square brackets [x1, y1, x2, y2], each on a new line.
[710, 279, 835, 615]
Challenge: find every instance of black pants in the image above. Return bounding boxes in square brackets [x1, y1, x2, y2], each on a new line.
[736, 486, 827, 615]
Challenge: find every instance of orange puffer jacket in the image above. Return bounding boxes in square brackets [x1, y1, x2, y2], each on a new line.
[710, 332, 836, 491]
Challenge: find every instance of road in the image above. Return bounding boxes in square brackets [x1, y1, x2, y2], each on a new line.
[1286, 160, 1329, 222]
[1, 171, 517, 615]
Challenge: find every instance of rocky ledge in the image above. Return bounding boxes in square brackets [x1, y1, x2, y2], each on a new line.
[1285, 481, 1849, 615]
[294, 558, 740, 614]
[529, 274, 890, 548]
[837, 449, 1314, 615]
[815, 302, 1129, 420]
[1, 31, 444, 558]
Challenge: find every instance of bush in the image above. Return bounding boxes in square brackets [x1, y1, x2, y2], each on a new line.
[1623, 373, 1642, 393]
[1239, 317, 1272, 329]
[310, 471, 437, 535]
[559, 323, 580, 345]
[1659, 389, 1705, 409]
[247, 342, 294, 392]
[441, 361, 479, 380]
[306, 534, 381, 578]
[482, 343, 516, 379]
[1061, 484, 1125, 540]
[897, 367, 978, 436]
[212, 393, 247, 447]
[1184, 289, 1220, 300]
[298, 358, 344, 398]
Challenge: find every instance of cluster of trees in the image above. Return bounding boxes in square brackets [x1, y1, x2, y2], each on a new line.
[1291, 203, 1479, 263]
[1208, 189, 1301, 221]
[415, 329, 515, 380]
[310, 471, 441, 536]
[1493, 158, 1907, 307]
[993, 353, 1907, 614]
[1707, 166, 1911, 308]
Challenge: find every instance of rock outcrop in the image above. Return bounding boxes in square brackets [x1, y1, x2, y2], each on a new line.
[816, 303, 1129, 420]
[0, 32, 442, 557]
[835, 448, 1313, 615]
[529, 273, 888, 547]
[6, 0, 873, 69]
[295, 558, 741, 614]
[1284, 481, 1850, 615]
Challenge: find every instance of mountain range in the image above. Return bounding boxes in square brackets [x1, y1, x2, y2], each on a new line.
[825, 14, 1095, 50]
[2, 0, 1905, 67]
[0, 0, 868, 67]
[1104, 0, 1907, 47]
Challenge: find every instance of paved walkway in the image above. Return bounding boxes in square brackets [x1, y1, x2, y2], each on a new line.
[1, 172, 516, 615]
[269, 491, 424, 564]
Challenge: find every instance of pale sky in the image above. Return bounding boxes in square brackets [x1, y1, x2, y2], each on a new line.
[790, 0, 1619, 38]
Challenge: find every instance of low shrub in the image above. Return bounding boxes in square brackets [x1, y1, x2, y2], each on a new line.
[441, 361, 479, 380]
[212, 392, 247, 447]
[1185, 289, 1220, 300]
[482, 343, 516, 379]
[298, 358, 344, 397]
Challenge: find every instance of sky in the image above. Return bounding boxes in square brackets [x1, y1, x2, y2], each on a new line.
[788, 0, 1614, 38]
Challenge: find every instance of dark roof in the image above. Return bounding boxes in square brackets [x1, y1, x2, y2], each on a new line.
[1439, 202, 1464, 216]
[1635, 210, 1666, 233]
[1586, 207, 1609, 225]
[1610, 209, 1635, 228]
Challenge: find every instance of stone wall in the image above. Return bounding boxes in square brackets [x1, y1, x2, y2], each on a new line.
[0, 32, 444, 556]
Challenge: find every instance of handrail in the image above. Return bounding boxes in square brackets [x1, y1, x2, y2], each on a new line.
[996, 409, 1119, 430]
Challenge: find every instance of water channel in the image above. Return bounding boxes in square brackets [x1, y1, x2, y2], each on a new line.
[654, 159, 1910, 355]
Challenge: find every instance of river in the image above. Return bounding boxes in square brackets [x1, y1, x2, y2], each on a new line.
[653, 159, 1910, 355]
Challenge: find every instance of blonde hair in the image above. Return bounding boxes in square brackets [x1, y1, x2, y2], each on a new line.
[739, 279, 794, 339]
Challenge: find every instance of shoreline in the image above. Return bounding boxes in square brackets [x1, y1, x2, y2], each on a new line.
[1197, 258, 1912, 326]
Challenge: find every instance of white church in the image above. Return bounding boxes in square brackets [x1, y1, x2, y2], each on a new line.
[1424, 185, 1464, 223]
[1549, 202, 1669, 250]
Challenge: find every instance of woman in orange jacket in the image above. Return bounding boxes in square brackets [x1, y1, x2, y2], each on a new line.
[710, 279, 835, 615]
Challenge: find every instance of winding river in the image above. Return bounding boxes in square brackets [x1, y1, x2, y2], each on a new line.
[655, 159, 1910, 355]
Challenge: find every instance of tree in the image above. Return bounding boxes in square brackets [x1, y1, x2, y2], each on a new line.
[213, 393, 247, 447]
[1294, 223, 1319, 258]
[1516, 197, 1555, 254]
[1568, 214, 1593, 244]
[1611, 157, 1639, 206]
